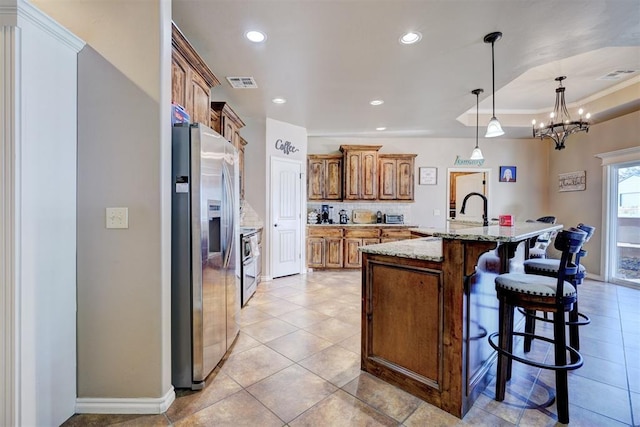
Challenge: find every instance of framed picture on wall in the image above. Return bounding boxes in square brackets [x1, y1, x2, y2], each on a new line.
[499, 166, 516, 182]
[419, 167, 437, 185]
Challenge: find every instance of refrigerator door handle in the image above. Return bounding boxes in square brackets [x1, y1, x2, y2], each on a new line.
[222, 165, 234, 268]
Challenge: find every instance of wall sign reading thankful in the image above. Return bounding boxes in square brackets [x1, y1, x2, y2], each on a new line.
[558, 170, 586, 192]
[275, 139, 299, 155]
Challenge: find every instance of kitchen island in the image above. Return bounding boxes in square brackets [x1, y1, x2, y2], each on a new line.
[359, 222, 562, 418]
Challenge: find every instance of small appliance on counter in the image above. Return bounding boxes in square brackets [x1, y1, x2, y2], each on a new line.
[376, 211, 383, 223]
[321, 204, 330, 223]
[384, 214, 404, 224]
[307, 210, 320, 224]
[339, 209, 349, 224]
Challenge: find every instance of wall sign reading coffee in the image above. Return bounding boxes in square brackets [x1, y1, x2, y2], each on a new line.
[275, 139, 299, 155]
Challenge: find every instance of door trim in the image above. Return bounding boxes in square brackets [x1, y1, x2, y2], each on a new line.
[269, 156, 304, 278]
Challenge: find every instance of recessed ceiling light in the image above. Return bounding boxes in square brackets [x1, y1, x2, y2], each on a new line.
[246, 30, 266, 43]
[400, 31, 422, 44]
[272, 97, 286, 104]
[376, 127, 386, 131]
[370, 99, 384, 106]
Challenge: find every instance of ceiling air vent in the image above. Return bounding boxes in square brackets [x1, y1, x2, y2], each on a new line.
[597, 70, 637, 80]
[226, 76, 258, 89]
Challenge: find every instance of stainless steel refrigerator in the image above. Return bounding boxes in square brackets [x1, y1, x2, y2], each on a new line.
[171, 123, 240, 390]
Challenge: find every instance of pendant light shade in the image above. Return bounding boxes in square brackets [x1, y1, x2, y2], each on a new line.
[484, 31, 504, 138]
[471, 88, 484, 160]
[470, 147, 484, 160]
[485, 117, 504, 138]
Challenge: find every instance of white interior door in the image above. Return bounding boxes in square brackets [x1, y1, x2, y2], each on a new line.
[271, 157, 302, 278]
[456, 172, 486, 220]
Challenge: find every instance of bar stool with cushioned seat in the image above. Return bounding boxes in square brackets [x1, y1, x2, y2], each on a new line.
[522, 224, 596, 355]
[488, 228, 588, 424]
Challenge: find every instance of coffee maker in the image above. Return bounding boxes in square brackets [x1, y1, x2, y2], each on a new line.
[321, 205, 330, 223]
[339, 209, 348, 224]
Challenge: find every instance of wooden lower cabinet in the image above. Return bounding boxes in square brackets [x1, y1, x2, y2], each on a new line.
[325, 237, 344, 268]
[307, 226, 413, 269]
[344, 228, 381, 268]
[380, 228, 412, 243]
[306, 227, 344, 268]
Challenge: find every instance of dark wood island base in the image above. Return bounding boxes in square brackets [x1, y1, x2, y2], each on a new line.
[360, 222, 562, 418]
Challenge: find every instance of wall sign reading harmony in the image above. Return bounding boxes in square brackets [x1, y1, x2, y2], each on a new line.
[558, 170, 586, 192]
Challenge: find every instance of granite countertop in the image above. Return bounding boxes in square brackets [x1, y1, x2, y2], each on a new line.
[359, 237, 443, 261]
[410, 221, 562, 243]
[307, 223, 416, 227]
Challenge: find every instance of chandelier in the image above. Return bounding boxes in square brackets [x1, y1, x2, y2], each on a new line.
[532, 76, 590, 150]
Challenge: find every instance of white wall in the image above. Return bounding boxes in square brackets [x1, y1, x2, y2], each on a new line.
[32, 0, 174, 413]
[547, 110, 640, 277]
[0, 1, 83, 425]
[308, 136, 552, 227]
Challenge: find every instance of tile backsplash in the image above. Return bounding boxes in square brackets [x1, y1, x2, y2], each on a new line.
[307, 202, 413, 225]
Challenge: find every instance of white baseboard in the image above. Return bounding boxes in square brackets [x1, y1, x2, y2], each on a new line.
[75, 387, 175, 414]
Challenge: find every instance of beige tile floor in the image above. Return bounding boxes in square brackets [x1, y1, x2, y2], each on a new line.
[64, 270, 639, 426]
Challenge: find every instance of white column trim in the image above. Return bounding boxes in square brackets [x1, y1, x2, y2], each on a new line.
[75, 387, 176, 415]
[595, 146, 640, 165]
[1, 22, 21, 427]
[0, 0, 84, 51]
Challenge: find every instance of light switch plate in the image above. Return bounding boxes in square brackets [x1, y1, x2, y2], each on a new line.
[106, 207, 128, 229]
[433, 209, 441, 216]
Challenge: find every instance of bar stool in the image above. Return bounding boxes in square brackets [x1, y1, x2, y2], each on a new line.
[527, 216, 557, 259]
[488, 228, 588, 424]
[522, 224, 596, 355]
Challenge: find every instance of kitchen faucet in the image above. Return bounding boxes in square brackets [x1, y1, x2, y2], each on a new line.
[460, 192, 489, 226]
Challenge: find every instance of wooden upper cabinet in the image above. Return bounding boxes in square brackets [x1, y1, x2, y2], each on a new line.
[340, 145, 381, 200]
[210, 102, 245, 148]
[378, 154, 417, 201]
[171, 22, 220, 127]
[307, 154, 342, 200]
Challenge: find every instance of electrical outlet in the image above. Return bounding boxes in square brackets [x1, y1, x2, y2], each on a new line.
[106, 207, 128, 229]
[433, 209, 441, 216]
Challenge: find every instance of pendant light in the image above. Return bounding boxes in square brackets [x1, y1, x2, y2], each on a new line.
[484, 31, 504, 138]
[470, 89, 484, 160]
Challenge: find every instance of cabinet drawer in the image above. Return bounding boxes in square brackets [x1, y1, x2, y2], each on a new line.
[308, 227, 343, 238]
[344, 228, 380, 238]
[380, 228, 411, 239]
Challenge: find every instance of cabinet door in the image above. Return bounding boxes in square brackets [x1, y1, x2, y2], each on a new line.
[325, 238, 344, 268]
[325, 157, 342, 200]
[344, 238, 363, 268]
[343, 151, 361, 200]
[361, 151, 378, 200]
[190, 71, 211, 126]
[378, 157, 397, 200]
[307, 158, 325, 200]
[171, 48, 188, 108]
[307, 238, 325, 268]
[396, 157, 414, 200]
[221, 114, 237, 143]
[210, 109, 222, 133]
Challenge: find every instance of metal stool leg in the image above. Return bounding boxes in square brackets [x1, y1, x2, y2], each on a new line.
[524, 309, 536, 352]
[496, 298, 514, 401]
[553, 309, 570, 424]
